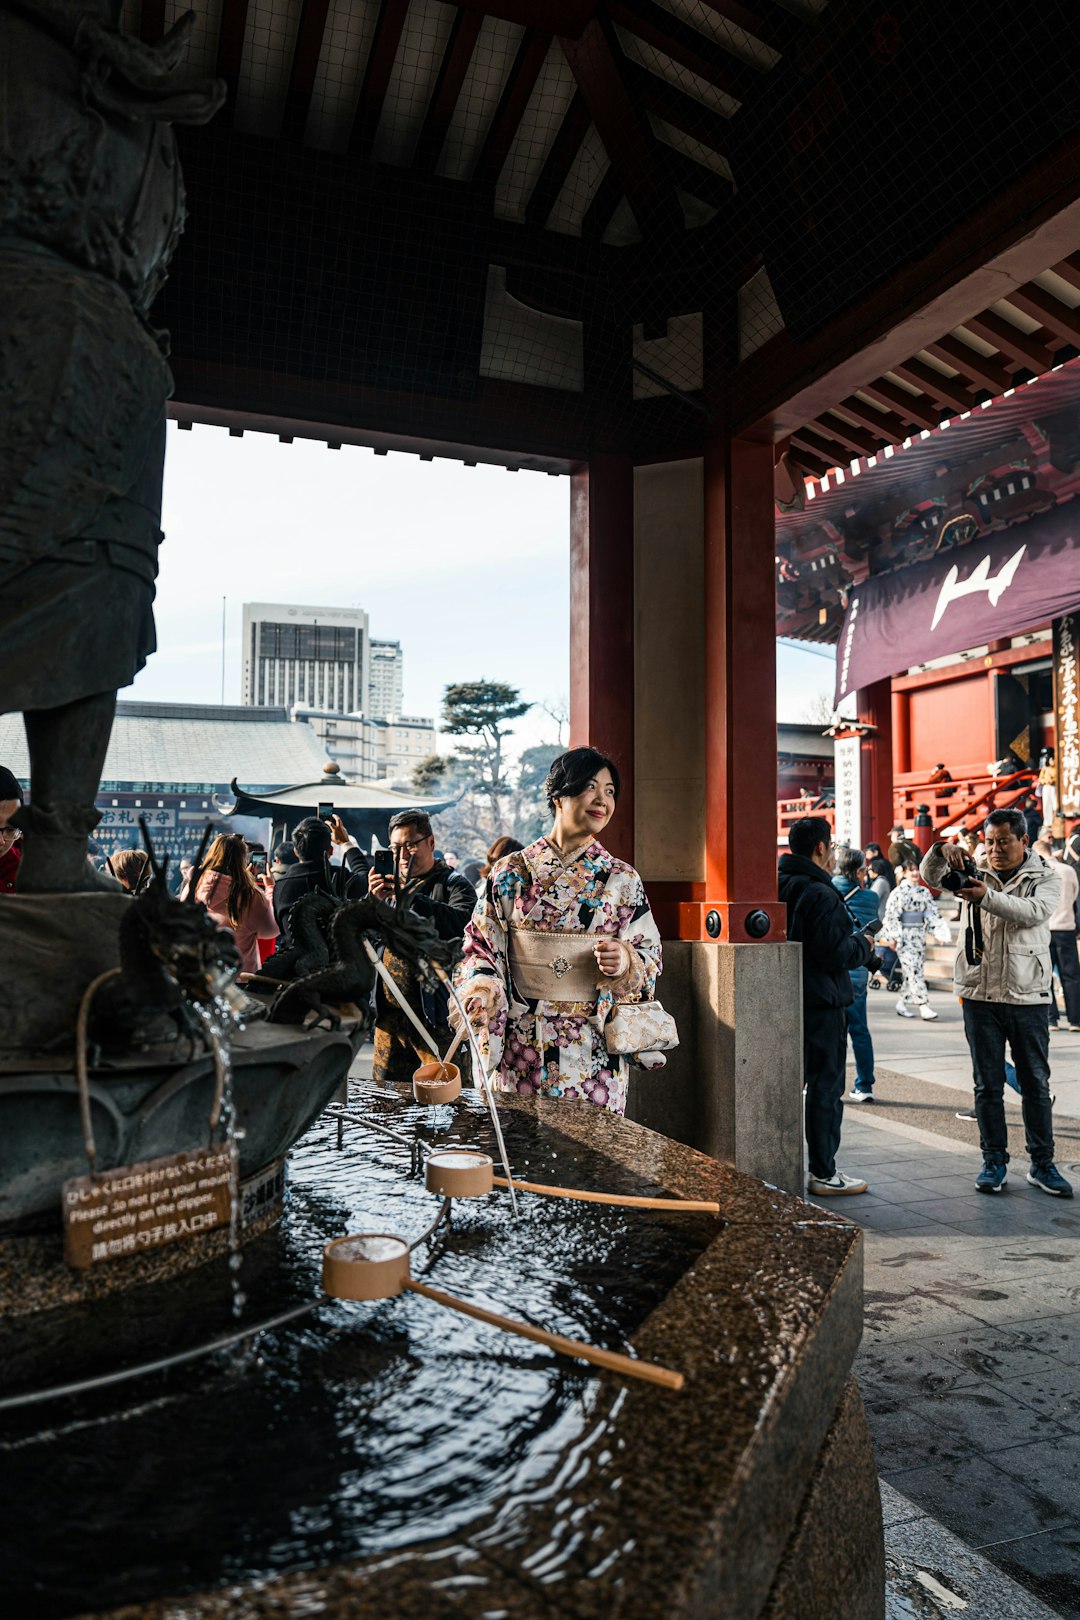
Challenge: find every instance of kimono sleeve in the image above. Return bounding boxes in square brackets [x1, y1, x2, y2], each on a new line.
[616, 870, 663, 1001]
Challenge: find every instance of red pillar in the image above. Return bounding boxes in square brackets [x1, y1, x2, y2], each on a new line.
[857, 679, 894, 849]
[690, 432, 787, 943]
[569, 454, 635, 864]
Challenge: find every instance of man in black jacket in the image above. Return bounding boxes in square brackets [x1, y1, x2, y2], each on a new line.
[367, 809, 477, 1084]
[779, 817, 876, 1195]
[268, 816, 369, 949]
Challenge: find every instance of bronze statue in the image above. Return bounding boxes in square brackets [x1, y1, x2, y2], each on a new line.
[0, 0, 223, 890]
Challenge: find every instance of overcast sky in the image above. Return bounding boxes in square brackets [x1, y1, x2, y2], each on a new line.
[125, 422, 837, 752]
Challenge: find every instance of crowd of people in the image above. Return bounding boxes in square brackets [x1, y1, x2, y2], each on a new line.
[783, 807, 1080, 1201]
[0, 749, 669, 1121]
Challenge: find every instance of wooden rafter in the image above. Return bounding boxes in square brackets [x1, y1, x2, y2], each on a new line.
[814, 412, 882, 458]
[139, 0, 165, 42]
[472, 29, 551, 186]
[658, 142, 731, 211]
[560, 17, 683, 239]
[621, 61, 730, 158]
[790, 426, 849, 467]
[924, 334, 1012, 396]
[524, 89, 592, 225]
[349, 0, 411, 158]
[1006, 282, 1080, 346]
[860, 378, 942, 433]
[962, 309, 1056, 374]
[215, 0, 250, 117]
[281, 0, 332, 143]
[835, 396, 910, 444]
[890, 357, 974, 414]
[580, 165, 624, 240]
[788, 446, 833, 480]
[413, 8, 485, 171]
[609, 0, 761, 105]
[697, 0, 797, 56]
[1050, 253, 1080, 294]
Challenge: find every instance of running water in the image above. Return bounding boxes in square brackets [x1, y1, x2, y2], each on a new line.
[191, 997, 248, 1319]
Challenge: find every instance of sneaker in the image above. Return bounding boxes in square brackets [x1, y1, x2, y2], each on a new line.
[807, 1170, 869, 1195]
[955, 1107, 977, 1120]
[919, 1004, 939, 1021]
[976, 1158, 1008, 1194]
[896, 1002, 916, 1018]
[1069, 1025, 1080, 1033]
[847, 1088, 875, 1102]
[1026, 1164, 1075, 1198]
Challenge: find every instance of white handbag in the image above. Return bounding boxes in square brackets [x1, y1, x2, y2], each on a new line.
[604, 999, 679, 1070]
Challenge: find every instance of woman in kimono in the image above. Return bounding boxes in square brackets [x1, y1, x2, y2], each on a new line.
[454, 747, 662, 1116]
[881, 857, 946, 1021]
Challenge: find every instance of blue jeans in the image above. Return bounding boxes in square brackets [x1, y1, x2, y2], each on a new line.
[846, 967, 875, 1092]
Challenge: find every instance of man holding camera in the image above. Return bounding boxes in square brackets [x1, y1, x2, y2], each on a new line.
[779, 817, 878, 1195]
[921, 810, 1073, 1197]
[367, 810, 476, 1085]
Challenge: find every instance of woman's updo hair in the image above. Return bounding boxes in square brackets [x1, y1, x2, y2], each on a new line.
[545, 747, 621, 814]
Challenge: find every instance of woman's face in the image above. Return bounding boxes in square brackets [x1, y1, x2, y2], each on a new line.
[557, 767, 616, 839]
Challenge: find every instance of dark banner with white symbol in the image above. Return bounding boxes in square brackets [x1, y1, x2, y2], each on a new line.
[834, 508, 1080, 704]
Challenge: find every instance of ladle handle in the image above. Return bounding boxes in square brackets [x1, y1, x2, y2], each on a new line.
[442, 1024, 468, 1064]
[404, 1279, 684, 1391]
[492, 1177, 720, 1214]
[362, 939, 440, 1064]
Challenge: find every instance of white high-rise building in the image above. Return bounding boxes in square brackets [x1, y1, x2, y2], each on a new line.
[369, 639, 404, 719]
[242, 603, 370, 716]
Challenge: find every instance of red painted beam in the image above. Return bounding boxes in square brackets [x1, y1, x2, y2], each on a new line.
[856, 679, 894, 849]
[560, 17, 683, 240]
[413, 8, 484, 171]
[703, 433, 783, 929]
[814, 411, 883, 458]
[731, 128, 1080, 440]
[569, 456, 636, 865]
[472, 28, 551, 186]
[280, 0, 332, 143]
[524, 89, 591, 226]
[1051, 253, 1080, 293]
[349, 0, 411, 158]
[609, 0, 761, 104]
[450, 0, 591, 31]
[835, 395, 909, 444]
[962, 309, 1057, 374]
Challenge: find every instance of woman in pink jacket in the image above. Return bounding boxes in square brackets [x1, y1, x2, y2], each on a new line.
[192, 833, 277, 973]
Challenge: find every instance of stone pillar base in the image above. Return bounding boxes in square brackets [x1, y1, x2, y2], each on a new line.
[628, 938, 804, 1193]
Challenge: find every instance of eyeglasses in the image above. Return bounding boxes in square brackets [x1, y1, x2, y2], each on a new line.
[391, 837, 428, 854]
[0, 825, 19, 842]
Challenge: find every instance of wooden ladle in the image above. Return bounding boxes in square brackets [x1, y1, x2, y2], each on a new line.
[322, 1232, 684, 1391]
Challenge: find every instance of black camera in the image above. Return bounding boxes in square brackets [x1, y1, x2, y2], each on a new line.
[867, 951, 885, 976]
[939, 855, 978, 893]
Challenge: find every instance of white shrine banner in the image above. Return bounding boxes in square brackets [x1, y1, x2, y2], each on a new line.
[833, 734, 862, 850]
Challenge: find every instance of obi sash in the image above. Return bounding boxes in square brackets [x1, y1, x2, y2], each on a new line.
[508, 927, 597, 1002]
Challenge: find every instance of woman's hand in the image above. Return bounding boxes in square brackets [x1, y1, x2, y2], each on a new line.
[594, 938, 625, 977]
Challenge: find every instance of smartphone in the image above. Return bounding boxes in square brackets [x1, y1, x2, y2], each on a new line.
[249, 852, 267, 875]
[372, 848, 395, 877]
[317, 802, 334, 822]
[864, 918, 883, 936]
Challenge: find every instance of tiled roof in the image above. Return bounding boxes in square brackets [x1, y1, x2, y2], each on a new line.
[0, 703, 331, 792]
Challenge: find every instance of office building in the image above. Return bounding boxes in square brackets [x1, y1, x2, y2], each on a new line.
[242, 602, 370, 715]
[369, 639, 404, 719]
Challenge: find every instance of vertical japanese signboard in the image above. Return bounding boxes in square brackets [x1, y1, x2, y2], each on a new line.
[833, 733, 862, 849]
[1055, 614, 1080, 820]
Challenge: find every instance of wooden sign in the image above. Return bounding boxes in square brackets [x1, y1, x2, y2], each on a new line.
[62, 1146, 234, 1271]
[1055, 614, 1080, 820]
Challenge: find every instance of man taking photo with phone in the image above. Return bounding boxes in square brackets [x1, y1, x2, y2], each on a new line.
[366, 810, 476, 1085]
[921, 809, 1073, 1197]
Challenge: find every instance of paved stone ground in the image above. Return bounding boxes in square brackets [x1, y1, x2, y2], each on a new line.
[814, 989, 1080, 1619]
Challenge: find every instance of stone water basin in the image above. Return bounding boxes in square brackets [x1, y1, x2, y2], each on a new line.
[0, 1084, 882, 1619]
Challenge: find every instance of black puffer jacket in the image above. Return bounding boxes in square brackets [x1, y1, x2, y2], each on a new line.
[778, 852, 874, 1009]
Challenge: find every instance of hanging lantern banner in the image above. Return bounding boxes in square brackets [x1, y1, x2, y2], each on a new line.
[1055, 614, 1080, 820]
[833, 734, 862, 849]
[834, 514, 1080, 706]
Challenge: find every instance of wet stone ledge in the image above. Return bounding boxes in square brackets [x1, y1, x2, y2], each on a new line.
[72, 1095, 883, 1620]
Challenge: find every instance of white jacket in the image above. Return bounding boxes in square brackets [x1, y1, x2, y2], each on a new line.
[1046, 858, 1078, 932]
[919, 845, 1060, 1005]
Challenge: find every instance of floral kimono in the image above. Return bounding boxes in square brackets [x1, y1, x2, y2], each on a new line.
[882, 878, 944, 1009]
[455, 837, 662, 1115]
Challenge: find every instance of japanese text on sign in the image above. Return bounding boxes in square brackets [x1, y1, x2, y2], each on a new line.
[62, 1147, 234, 1270]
